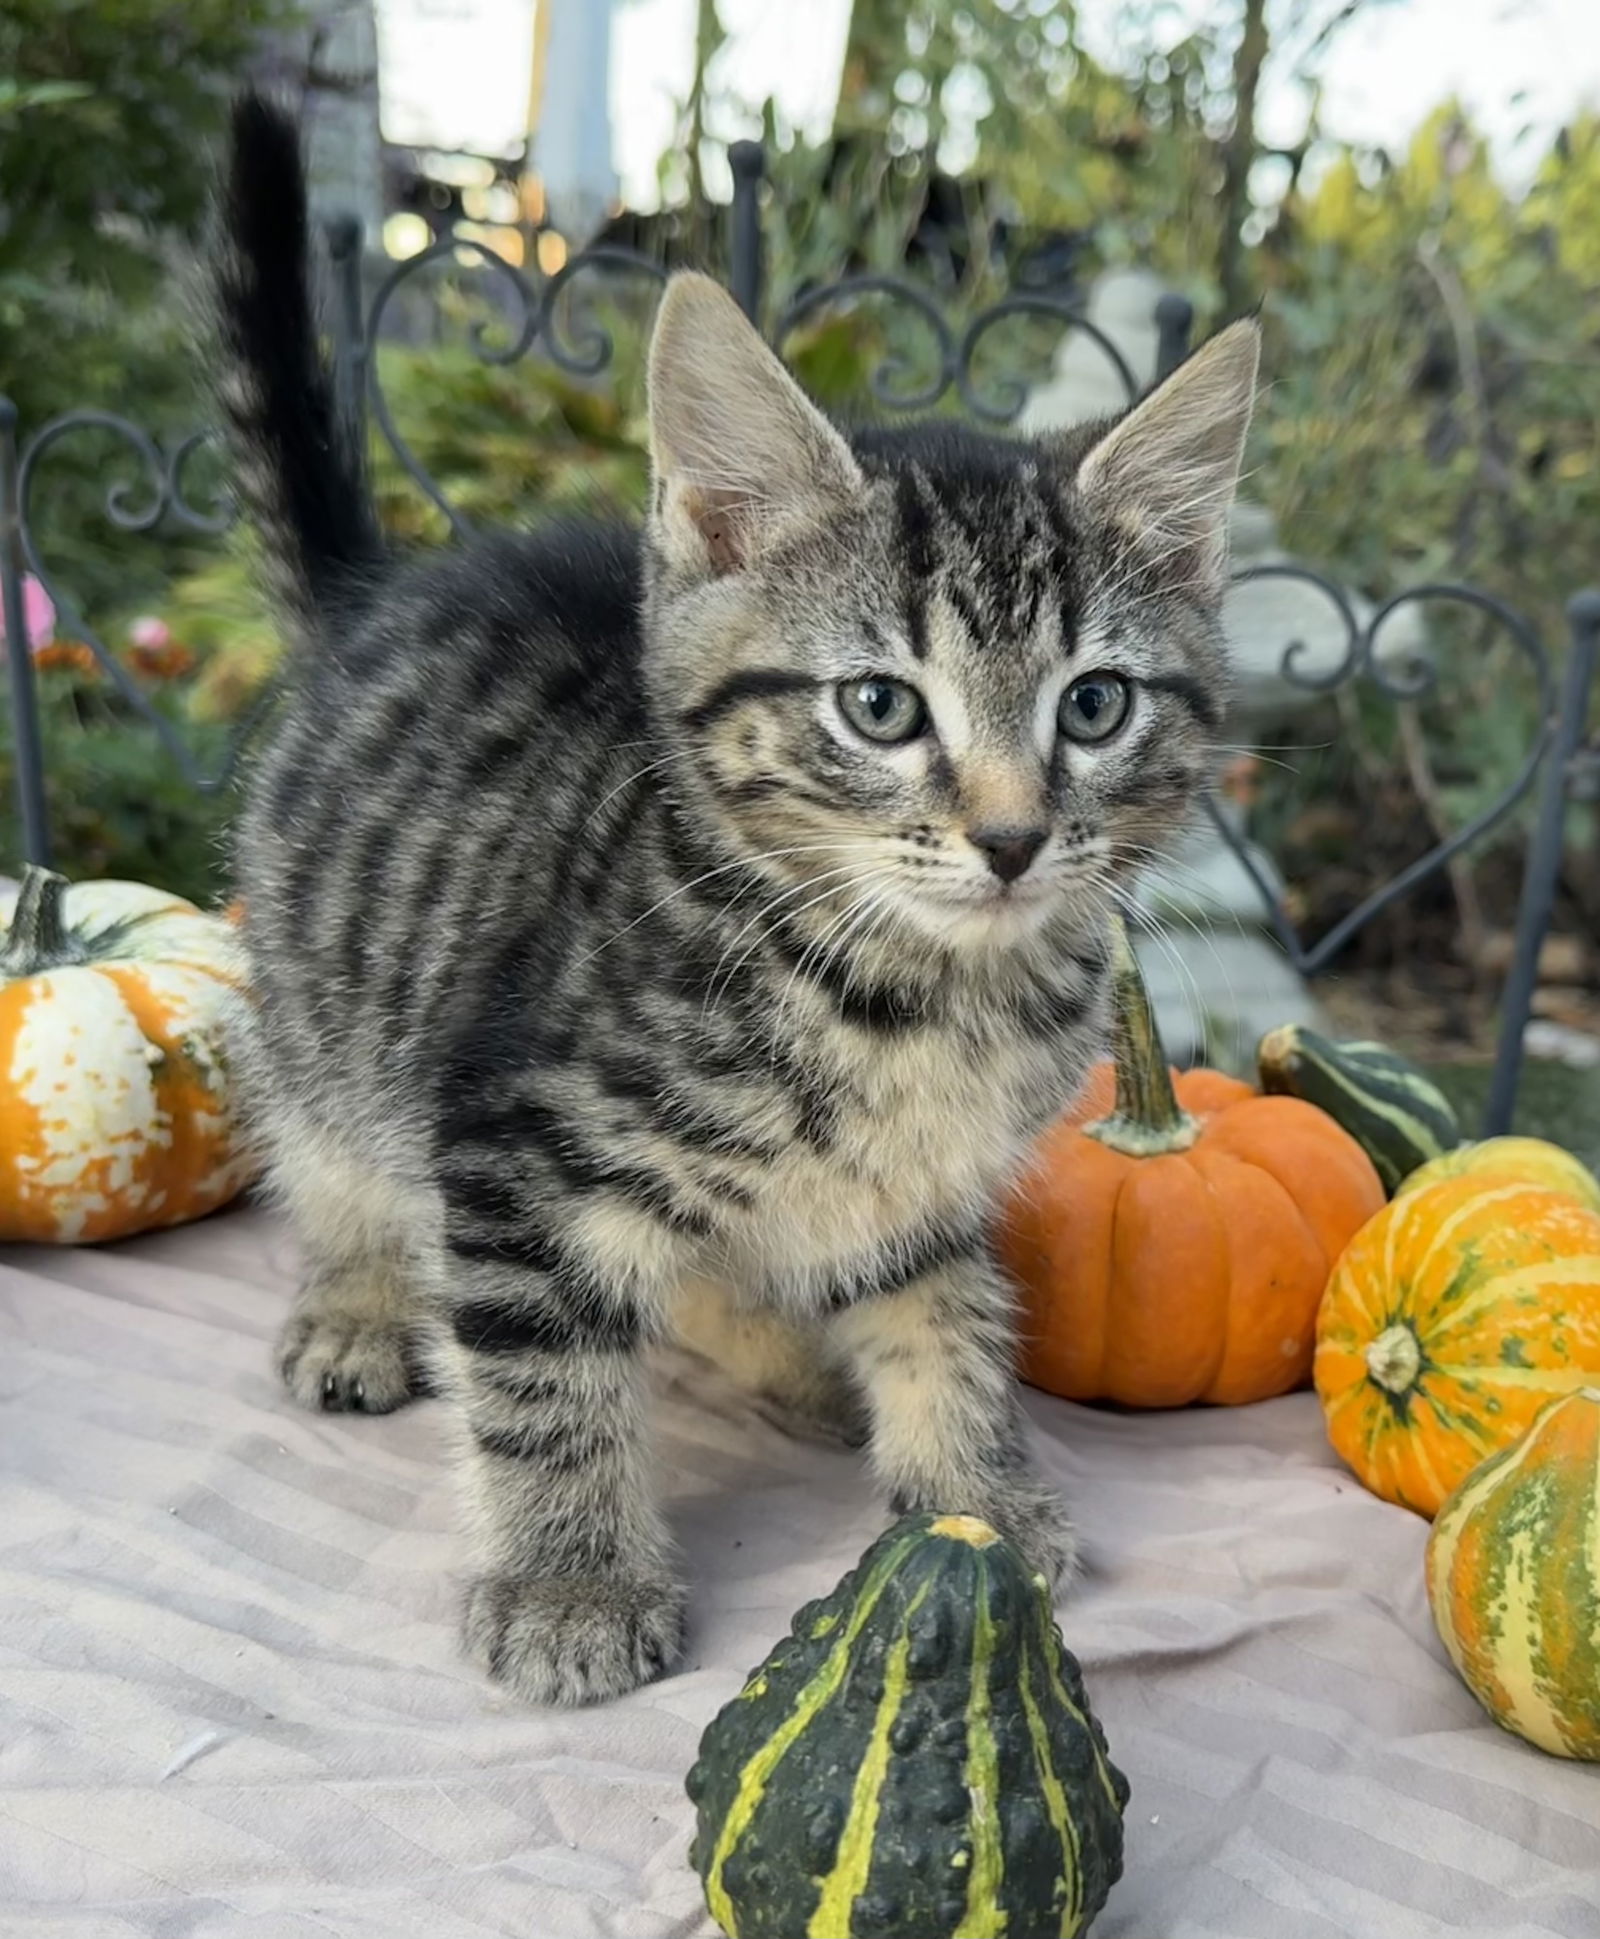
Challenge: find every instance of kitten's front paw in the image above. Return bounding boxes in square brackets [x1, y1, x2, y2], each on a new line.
[277, 1307, 424, 1414]
[462, 1570, 687, 1705]
[977, 1474, 1079, 1590]
[896, 1474, 1078, 1591]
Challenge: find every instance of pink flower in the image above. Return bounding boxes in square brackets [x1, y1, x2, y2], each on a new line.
[128, 614, 172, 651]
[0, 575, 57, 653]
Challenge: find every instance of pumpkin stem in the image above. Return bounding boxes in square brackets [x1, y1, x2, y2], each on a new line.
[1366, 1323, 1422, 1396]
[1084, 916, 1200, 1157]
[1, 865, 81, 978]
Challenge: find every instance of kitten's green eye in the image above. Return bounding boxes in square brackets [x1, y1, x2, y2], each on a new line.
[1058, 673, 1131, 744]
[837, 678, 928, 744]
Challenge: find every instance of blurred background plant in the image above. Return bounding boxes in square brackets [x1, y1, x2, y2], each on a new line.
[2, 0, 1596, 1015]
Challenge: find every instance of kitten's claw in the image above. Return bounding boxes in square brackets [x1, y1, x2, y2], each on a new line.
[278, 1308, 423, 1414]
[463, 1570, 687, 1705]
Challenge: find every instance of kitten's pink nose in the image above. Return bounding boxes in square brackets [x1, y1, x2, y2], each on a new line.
[968, 826, 1046, 884]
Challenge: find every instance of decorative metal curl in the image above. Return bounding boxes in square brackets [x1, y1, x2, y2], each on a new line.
[1204, 578, 1557, 977]
[774, 278, 1141, 421]
[364, 236, 543, 540]
[1361, 582, 1541, 705]
[1228, 560, 1362, 694]
[774, 276, 959, 412]
[363, 236, 666, 537]
[956, 295, 1138, 419]
[537, 245, 669, 376]
[21, 411, 233, 541]
[15, 412, 258, 793]
[165, 427, 232, 534]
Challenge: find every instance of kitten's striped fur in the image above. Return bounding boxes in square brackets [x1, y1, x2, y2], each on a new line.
[218, 97, 1257, 1704]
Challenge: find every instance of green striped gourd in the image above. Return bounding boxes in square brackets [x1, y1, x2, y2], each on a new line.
[687, 1514, 1128, 1939]
[1426, 1388, 1600, 1759]
[1256, 1023, 1460, 1194]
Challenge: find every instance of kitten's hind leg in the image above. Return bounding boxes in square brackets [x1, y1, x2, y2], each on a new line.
[671, 1279, 869, 1447]
[271, 1125, 429, 1415]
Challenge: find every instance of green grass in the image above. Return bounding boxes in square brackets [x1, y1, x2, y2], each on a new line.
[1425, 1061, 1600, 1173]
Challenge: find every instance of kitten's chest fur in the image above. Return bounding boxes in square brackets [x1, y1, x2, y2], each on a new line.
[714, 987, 1099, 1302]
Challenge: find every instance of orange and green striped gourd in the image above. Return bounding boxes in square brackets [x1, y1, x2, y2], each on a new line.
[1397, 1135, 1600, 1215]
[1425, 1388, 1600, 1759]
[0, 865, 255, 1242]
[1316, 1176, 1600, 1516]
[686, 1513, 1129, 1939]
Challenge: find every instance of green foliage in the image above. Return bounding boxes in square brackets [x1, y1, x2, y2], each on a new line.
[368, 313, 653, 541]
[0, 2, 286, 276]
[0, 667, 234, 902]
[1243, 107, 1600, 926]
[1429, 1061, 1600, 1176]
[759, 12, 1600, 948]
[0, 0, 288, 895]
[0, 0, 291, 622]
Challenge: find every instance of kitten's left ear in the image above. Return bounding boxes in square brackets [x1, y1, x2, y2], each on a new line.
[1073, 318, 1260, 596]
[647, 273, 864, 578]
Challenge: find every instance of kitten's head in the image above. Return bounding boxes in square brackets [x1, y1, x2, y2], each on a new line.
[641, 274, 1257, 955]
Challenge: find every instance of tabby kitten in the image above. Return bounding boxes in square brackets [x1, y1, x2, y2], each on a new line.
[218, 97, 1257, 1706]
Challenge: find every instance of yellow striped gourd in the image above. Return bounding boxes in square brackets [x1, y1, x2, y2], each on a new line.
[686, 1514, 1128, 1938]
[1316, 1177, 1600, 1516]
[1426, 1388, 1600, 1759]
[1397, 1135, 1600, 1215]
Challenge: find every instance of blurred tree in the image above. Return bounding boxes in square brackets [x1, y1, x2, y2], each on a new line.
[832, 1, 1395, 318]
[0, 0, 294, 619]
[0, 0, 293, 363]
[1216, 0, 1268, 315]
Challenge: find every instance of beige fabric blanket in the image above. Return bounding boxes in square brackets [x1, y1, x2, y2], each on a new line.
[3, 1206, 1597, 1936]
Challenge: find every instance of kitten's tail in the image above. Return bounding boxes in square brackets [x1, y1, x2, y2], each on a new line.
[215, 93, 382, 633]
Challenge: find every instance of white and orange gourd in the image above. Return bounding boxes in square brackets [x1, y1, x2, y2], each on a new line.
[0, 865, 256, 1242]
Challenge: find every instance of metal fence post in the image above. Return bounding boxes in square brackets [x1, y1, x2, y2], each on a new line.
[1484, 588, 1600, 1135]
[1154, 294, 1194, 381]
[728, 141, 765, 326]
[0, 397, 50, 867]
[325, 214, 367, 450]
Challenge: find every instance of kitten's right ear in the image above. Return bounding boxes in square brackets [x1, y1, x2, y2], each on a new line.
[647, 273, 863, 578]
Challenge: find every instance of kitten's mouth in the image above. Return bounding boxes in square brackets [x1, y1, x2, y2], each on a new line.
[927, 877, 1052, 911]
[898, 877, 1059, 946]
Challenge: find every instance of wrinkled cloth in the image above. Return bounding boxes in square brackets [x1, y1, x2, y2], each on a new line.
[3, 1207, 1597, 1938]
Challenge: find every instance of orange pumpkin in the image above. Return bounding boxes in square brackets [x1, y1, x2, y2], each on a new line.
[0, 865, 257, 1243]
[999, 929, 1385, 1407]
[1316, 1176, 1600, 1516]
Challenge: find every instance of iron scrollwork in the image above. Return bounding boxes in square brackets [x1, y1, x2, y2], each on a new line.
[1, 145, 1594, 1145]
[363, 236, 668, 537]
[14, 411, 253, 794]
[772, 277, 1141, 418]
[1204, 566, 1557, 977]
[538, 245, 670, 375]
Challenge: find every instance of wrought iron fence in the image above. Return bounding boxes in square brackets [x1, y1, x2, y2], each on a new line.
[1, 141, 1595, 1136]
